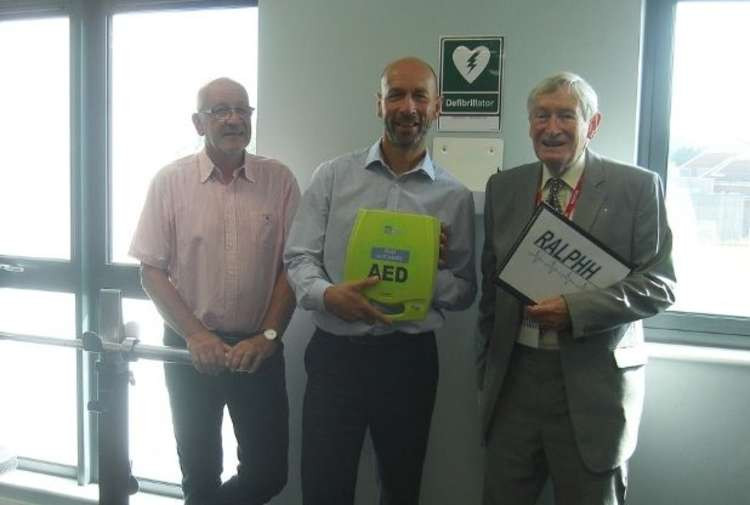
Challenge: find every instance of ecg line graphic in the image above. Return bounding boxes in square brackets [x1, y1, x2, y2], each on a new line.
[527, 249, 596, 291]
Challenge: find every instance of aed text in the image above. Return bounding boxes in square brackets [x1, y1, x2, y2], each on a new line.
[368, 263, 408, 283]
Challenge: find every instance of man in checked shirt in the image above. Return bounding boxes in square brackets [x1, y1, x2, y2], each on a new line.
[130, 77, 300, 505]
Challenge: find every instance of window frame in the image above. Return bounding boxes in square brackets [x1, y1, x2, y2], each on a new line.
[639, 0, 750, 344]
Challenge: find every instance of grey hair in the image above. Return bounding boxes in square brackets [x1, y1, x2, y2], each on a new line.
[527, 72, 599, 121]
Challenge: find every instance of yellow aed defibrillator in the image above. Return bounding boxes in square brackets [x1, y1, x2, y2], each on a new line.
[343, 208, 440, 321]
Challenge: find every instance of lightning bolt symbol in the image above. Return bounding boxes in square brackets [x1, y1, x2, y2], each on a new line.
[466, 49, 480, 73]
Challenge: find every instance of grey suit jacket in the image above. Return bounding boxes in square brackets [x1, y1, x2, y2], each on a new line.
[477, 150, 676, 472]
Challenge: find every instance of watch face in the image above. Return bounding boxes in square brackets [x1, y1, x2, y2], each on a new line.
[263, 329, 278, 341]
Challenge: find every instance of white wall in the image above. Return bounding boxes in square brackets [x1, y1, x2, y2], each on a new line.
[629, 357, 750, 505]
[257, 0, 644, 184]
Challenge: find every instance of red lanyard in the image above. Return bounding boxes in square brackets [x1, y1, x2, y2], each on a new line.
[535, 176, 584, 218]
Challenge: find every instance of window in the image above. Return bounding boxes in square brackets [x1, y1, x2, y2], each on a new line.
[0, 17, 70, 260]
[110, 7, 258, 264]
[641, 0, 750, 330]
[122, 300, 239, 485]
[666, 1, 750, 318]
[0, 11, 78, 478]
[0, 0, 258, 500]
[109, 4, 257, 489]
[0, 290, 76, 465]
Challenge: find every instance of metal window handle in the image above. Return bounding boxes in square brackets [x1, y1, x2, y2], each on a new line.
[0, 263, 24, 273]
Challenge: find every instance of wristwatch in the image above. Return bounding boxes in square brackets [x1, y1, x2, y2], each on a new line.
[261, 328, 278, 341]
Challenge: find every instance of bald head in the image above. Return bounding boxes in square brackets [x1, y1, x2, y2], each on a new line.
[380, 57, 438, 96]
[196, 77, 248, 112]
[376, 57, 441, 154]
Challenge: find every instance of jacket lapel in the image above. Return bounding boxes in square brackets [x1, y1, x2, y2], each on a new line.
[573, 150, 607, 232]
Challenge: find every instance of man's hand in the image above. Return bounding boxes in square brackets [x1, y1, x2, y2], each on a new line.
[525, 296, 571, 331]
[439, 223, 448, 268]
[323, 277, 392, 325]
[225, 334, 278, 373]
[185, 330, 231, 375]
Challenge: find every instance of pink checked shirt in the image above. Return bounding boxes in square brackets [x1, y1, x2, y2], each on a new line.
[129, 150, 300, 333]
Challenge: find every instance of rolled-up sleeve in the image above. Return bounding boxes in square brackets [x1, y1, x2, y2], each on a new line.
[129, 171, 173, 270]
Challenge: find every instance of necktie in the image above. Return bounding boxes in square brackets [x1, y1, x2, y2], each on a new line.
[546, 177, 565, 214]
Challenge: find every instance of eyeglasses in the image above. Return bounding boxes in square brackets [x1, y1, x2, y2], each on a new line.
[200, 105, 255, 120]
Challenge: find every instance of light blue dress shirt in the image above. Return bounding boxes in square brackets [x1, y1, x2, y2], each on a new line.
[284, 140, 477, 336]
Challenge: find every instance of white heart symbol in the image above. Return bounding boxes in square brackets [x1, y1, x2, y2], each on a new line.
[452, 45, 491, 84]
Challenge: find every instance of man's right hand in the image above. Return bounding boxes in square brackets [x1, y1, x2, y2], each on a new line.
[185, 330, 232, 375]
[323, 277, 392, 325]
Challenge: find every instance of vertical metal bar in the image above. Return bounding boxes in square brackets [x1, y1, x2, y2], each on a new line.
[68, 0, 92, 486]
[95, 351, 134, 505]
[95, 289, 135, 505]
[79, 0, 109, 485]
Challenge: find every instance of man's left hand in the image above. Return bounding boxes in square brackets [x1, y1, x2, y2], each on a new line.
[225, 334, 278, 373]
[525, 296, 571, 331]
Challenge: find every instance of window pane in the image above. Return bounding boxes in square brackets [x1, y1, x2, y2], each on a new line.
[0, 289, 76, 464]
[122, 297, 166, 346]
[111, 7, 258, 264]
[128, 359, 181, 484]
[667, 2, 750, 317]
[0, 288, 75, 339]
[0, 17, 70, 259]
[122, 299, 239, 484]
[0, 343, 77, 465]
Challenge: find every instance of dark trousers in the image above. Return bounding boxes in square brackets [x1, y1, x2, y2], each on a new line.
[163, 327, 289, 505]
[301, 328, 439, 505]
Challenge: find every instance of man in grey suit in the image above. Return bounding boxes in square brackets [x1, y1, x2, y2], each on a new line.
[478, 72, 676, 505]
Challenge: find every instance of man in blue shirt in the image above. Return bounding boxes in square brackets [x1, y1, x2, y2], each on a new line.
[284, 57, 477, 505]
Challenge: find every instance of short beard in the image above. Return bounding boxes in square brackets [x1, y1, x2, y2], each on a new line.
[384, 116, 430, 149]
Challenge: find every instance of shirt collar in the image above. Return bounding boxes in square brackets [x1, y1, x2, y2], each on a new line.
[540, 150, 586, 190]
[198, 149, 254, 183]
[364, 139, 436, 181]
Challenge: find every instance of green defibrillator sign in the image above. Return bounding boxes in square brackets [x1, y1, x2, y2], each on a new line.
[440, 36, 503, 115]
[344, 209, 440, 322]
